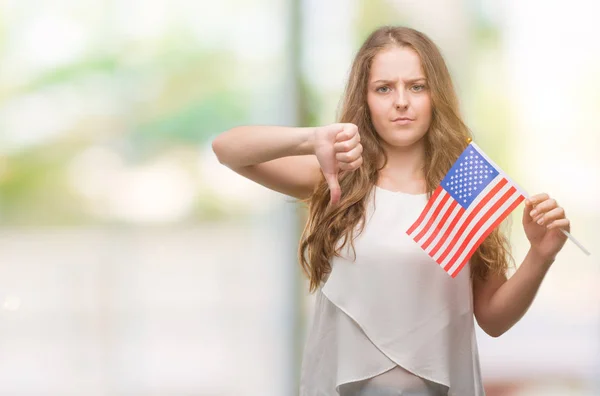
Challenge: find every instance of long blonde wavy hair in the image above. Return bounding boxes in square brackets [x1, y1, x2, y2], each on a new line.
[298, 26, 513, 293]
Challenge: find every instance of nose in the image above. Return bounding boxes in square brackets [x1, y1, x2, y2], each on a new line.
[395, 89, 409, 109]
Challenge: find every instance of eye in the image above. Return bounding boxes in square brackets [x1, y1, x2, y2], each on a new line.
[376, 86, 391, 93]
[411, 84, 426, 92]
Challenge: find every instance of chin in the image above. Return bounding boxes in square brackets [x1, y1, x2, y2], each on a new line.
[382, 132, 427, 148]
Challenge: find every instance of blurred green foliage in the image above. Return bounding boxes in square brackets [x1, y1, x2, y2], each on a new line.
[0, 1, 515, 226]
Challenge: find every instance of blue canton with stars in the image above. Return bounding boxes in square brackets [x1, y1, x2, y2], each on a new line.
[441, 144, 499, 209]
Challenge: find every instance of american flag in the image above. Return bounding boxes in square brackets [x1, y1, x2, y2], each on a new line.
[406, 142, 527, 278]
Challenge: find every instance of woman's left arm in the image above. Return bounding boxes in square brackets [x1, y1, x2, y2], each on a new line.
[472, 193, 569, 337]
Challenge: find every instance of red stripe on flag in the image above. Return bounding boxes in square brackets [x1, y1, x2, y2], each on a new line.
[421, 200, 459, 250]
[429, 206, 465, 257]
[435, 178, 508, 264]
[443, 186, 517, 271]
[449, 194, 525, 278]
[406, 186, 443, 235]
[414, 193, 450, 243]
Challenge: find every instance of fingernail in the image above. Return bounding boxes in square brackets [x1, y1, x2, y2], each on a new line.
[530, 210, 537, 217]
[537, 218, 544, 225]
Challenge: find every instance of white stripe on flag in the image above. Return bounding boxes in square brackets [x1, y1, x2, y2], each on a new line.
[413, 192, 454, 242]
[424, 203, 462, 255]
[408, 189, 448, 239]
[446, 192, 522, 276]
[433, 175, 508, 262]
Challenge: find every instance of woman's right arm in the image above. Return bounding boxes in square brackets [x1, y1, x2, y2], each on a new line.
[211, 125, 321, 200]
[211, 124, 362, 202]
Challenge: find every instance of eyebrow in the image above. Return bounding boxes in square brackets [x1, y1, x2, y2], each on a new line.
[371, 77, 427, 85]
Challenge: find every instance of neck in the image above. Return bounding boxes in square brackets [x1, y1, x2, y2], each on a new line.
[377, 140, 427, 190]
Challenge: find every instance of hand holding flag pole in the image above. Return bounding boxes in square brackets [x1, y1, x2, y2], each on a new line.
[523, 194, 589, 256]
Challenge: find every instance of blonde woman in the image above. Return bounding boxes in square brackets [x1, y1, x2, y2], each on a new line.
[212, 26, 570, 396]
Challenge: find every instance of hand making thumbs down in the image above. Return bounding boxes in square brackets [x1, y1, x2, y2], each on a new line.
[313, 123, 363, 205]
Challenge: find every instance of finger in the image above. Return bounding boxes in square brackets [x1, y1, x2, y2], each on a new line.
[523, 200, 536, 224]
[334, 133, 359, 152]
[336, 144, 363, 163]
[547, 218, 570, 231]
[535, 207, 565, 226]
[343, 123, 360, 142]
[529, 198, 558, 219]
[524, 199, 551, 224]
[533, 213, 545, 224]
[525, 193, 550, 207]
[335, 124, 358, 142]
[323, 171, 341, 205]
[339, 156, 363, 171]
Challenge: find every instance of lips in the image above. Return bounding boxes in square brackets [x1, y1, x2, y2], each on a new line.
[391, 117, 414, 125]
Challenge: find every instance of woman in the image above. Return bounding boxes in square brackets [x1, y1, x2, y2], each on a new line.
[212, 26, 569, 396]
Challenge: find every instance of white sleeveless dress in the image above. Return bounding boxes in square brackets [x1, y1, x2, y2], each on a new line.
[299, 186, 486, 396]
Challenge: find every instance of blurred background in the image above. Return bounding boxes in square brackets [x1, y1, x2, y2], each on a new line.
[0, 0, 598, 395]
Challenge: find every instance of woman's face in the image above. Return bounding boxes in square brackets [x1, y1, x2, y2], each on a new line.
[366, 46, 433, 149]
